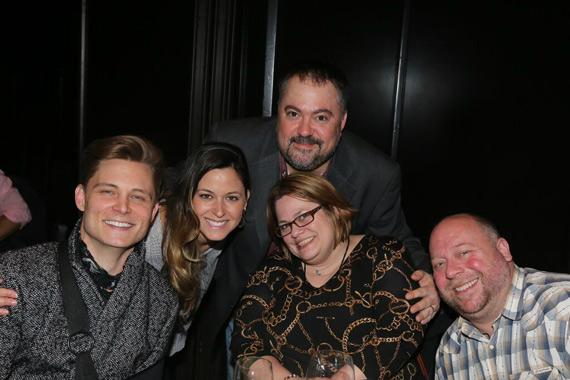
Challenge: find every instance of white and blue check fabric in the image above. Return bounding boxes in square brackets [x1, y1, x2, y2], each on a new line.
[436, 265, 570, 379]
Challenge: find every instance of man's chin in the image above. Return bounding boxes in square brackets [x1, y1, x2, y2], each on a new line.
[447, 298, 485, 318]
[287, 158, 321, 172]
[284, 150, 330, 171]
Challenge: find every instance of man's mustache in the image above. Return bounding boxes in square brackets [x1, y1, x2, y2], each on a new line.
[288, 136, 323, 147]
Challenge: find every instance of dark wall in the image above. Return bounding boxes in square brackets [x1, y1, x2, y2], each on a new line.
[86, 1, 194, 167]
[2, 1, 82, 237]
[3, 1, 569, 272]
[401, 2, 569, 272]
[271, 1, 569, 272]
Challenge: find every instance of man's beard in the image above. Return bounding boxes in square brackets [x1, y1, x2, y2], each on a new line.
[440, 261, 511, 321]
[279, 136, 335, 172]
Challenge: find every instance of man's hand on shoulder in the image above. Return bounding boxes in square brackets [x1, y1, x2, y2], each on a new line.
[406, 270, 440, 325]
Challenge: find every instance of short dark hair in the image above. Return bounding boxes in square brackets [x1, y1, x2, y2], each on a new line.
[267, 172, 357, 260]
[82, 135, 164, 198]
[277, 60, 350, 114]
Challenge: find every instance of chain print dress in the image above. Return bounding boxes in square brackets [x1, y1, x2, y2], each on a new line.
[232, 235, 426, 380]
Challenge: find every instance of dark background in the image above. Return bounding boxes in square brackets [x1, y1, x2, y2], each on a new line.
[2, 1, 568, 271]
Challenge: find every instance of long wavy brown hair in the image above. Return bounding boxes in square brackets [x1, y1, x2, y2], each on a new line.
[162, 142, 250, 317]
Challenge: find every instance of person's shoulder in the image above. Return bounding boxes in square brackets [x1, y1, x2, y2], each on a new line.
[338, 131, 396, 166]
[437, 318, 463, 354]
[0, 242, 58, 268]
[522, 267, 570, 320]
[357, 235, 416, 276]
[0, 242, 59, 302]
[333, 132, 400, 184]
[207, 117, 277, 160]
[360, 235, 407, 258]
[266, 249, 290, 267]
[250, 250, 293, 280]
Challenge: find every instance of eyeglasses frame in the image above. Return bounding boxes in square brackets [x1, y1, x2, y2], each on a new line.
[275, 205, 322, 237]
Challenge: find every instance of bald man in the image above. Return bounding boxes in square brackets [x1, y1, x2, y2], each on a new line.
[429, 213, 570, 379]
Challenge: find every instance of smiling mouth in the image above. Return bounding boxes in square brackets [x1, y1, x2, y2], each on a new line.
[296, 236, 314, 247]
[292, 142, 318, 152]
[454, 278, 478, 292]
[205, 218, 228, 227]
[105, 220, 133, 228]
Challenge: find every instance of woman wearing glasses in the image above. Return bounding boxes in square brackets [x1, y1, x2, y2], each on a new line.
[231, 172, 427, 380]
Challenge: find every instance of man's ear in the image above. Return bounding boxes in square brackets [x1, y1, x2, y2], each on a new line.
[75, 184, 86, 212]
[151, 202, 160, 222]
[496, 237, 513, 262]
[340, 111, 348, 131]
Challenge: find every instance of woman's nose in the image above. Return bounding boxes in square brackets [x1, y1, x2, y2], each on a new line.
[212, 200, 225, 217]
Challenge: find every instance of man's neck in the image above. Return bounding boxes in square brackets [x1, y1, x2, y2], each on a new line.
[83, 241, 133, 275]
[470, 297, 509, 338]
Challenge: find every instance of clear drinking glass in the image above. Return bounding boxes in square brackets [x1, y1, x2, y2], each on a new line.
[233, 356, 274, 380]
[304, 349, 355, 380]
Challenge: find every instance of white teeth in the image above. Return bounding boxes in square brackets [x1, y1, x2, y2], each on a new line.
[455, 278, 478, 292]
[105, 220, 132, 228]
[206, 219, 227, 227]
[297, 237, 314, 247]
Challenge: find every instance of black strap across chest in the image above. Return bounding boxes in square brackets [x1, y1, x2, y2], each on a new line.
[58, 242, 99, 380]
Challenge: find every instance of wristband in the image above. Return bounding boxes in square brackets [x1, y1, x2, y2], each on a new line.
[284, 375, 299, 380]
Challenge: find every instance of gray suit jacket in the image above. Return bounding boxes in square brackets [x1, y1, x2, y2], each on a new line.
[180, 117, 428, 380]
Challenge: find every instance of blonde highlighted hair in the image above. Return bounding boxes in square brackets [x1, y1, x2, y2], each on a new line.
[163, 142, 250, 317]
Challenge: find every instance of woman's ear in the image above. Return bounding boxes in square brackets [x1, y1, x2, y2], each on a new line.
[245, 189, 251, 209]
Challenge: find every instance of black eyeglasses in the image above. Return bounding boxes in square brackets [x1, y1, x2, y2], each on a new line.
[275, 205, 322, 237]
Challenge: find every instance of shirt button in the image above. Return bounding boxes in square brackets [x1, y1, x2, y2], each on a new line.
[489, 344, 495, 350]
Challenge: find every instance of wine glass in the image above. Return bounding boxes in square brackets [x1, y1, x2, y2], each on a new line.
[233, 356, 274, 380]
[304, 349, 354, 380]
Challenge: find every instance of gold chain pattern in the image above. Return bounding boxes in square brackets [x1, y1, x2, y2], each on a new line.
[233, 235, 426, 379]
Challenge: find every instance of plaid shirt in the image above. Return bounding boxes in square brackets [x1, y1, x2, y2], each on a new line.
[436, 265, 570, 379]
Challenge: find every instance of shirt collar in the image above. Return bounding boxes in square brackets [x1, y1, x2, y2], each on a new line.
[502, 264, 525, 321]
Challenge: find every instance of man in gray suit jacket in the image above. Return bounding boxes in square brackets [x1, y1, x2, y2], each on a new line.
[178, 61, 446, 380]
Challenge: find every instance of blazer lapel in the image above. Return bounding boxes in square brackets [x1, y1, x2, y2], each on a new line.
[247, 151, 280, 259]
[326, 136, 357, 205]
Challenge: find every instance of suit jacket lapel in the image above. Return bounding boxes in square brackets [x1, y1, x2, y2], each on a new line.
[327, 136, 357, 205]
[247, 151, 280, 260]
